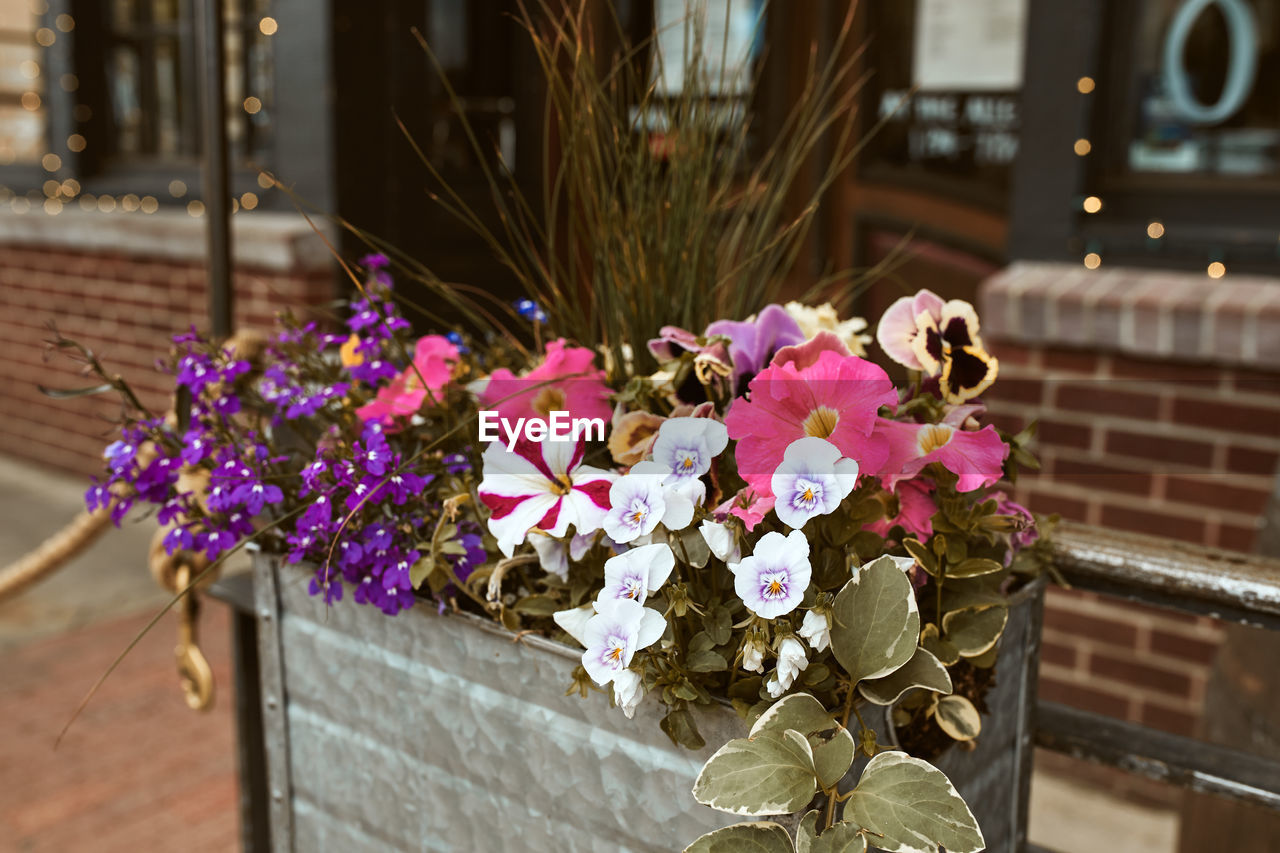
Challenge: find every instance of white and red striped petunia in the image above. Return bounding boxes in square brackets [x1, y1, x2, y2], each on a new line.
[478, 436, 617, 557]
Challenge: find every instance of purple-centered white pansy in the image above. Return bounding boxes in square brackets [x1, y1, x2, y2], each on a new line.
[652, 416, 728, 485]
[597, 543, 675, 606]
[581, 597, 667, 687]
[602, 465, 667, 543]
[770, 436, 860, 530]
[730, 529, 811, 619]
[478, 436, 616, 557]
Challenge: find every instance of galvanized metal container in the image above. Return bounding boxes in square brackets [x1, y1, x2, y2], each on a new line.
[252, 553, 1043, 852]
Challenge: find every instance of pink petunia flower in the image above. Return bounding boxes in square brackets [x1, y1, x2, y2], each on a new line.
[478, 338, 612, 425]
[478, 436, 616, 556]
[874, 419, 1008, 493]
[356, 335, 459, 424]
[724, 349, 898, 498]
[867, 479, 937, 539]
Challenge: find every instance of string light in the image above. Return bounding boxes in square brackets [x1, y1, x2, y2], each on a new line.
[1084, 252, 1102, 269]
[259, 16, 278, 35]
[42, 179, 60, 197]
[29, 0, 49, 14]
[230, 197, 240, 213]
[41, 153, 62, 172]
[243, 96, 262, 115]
[257, 171, 273, 189]
[55, 13, 74, 32]
[21, 92, 41, 111]
[60, 74, 78, 92]
[1073, 138, 1091, 156]
[78, 194, 96, 210]
[97, 195, 117, 212]
[140, 196, 159, 214]
[121, 194, 140, 212]
[240, 192, 259, 210]
[19, 60, 39, 79]
[35, 27, 55, 46]
[187, 200, 206, 217]
[11, 197, 31, 213]
[43, 198, 62, 215]
[1207, 261, 1225, 279]
[67, 134, 86, 152]
[73, 104, 92, 122]
[61, 179, 80, 196]
[169, 180, 187, 198]
[1077, 76, 1095, 94]
[1146, 221, 1165, 239]
[1082, 196, 1102, 214]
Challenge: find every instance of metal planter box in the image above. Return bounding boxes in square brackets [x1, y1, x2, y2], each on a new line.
[251, 553, 1044, 852]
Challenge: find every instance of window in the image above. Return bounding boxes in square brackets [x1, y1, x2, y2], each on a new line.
[0, 0, 278, 210]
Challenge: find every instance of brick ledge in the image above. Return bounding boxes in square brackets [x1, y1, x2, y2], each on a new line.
[0, 208, 335, 273]
[979, 261, 1280, 371]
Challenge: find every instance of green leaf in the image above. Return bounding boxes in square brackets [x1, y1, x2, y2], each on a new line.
[677, 526, 712, 568]
[901, 539, 937, 577]
[38, 382, 115, 399]
[797, 813, 868, 853]
[919, 623, 959, 666]
[940, 580, 1006, 612]
[942, 605, 1008, 657]
[512, 594, 560, 616]
[684, 821, 795, 853]
[796, 811, 821, 853]
[688, 649, 729, 672]
[948, 557, 1005, 578]
[689, 631, 716, 653]
[858, 646, 952, 706]
[409, 556, 436, 590]
[706, 605, 733, 645]
[967, 644, 999, 669]
[753, 696, 857, 790]
[845, 751, 985, 853]
[830, 555, 920, 683]
[692, 729, 818, 816]
[810, 725, 856, 790]
[661, 708, 706, 750]
[934, 695, 982, 741]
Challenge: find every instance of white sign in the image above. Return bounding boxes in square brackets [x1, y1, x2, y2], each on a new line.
[654, 0, 763, 95]
[913, 0, 1028, 92]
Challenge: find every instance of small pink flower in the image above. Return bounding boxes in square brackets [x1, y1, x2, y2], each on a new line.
[479, 338, 612, 425]
[868, 479, 936, 539]
[724, 349, 897, 498]
[874, 419, 1008, 493]
[356, 335, 459, 424]
[722, 488, 775, 533]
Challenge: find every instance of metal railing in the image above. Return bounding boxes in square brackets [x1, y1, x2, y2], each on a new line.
[1028, 521, 1280, 853]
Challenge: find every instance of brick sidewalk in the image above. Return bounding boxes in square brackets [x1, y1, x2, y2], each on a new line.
[0, 604, 239, 853]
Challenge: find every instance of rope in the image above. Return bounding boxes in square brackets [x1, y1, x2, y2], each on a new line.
[0, 505, 113, 605]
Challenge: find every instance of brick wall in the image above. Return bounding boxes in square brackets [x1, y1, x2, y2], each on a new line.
[981, 262, 1280, 737]
[0, 208, 335, 477]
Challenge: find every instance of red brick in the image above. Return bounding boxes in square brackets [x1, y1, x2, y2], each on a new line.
[1171, 397, 1280, 437]
[1090, 653, 1193, 697]
[989, 341, 1034, 365]
[990, 378, 1043, 405]
[1100, 504, 1207, 544]
[1225, 445, 1280, 476]
[1022, 489, 1088, 522]
[1139, 703, 1197, 738]
[1043, 606, 1139, 647]
[1165, 476, 1271, 515]
[1104, 430, 1215, 468]
[1041, 640, 1079, 669]
[1110, 357, 1222, 384]
[984, 412, 1027, 435]
[1218, 523, 1258, 553]
[1053, 458, 1154, 497]
[1055, 384, 1161, 420]
[1038, 419, 1093, 450]
[1149, 630, 1222, 665]
[1043, 348, 1102, 376]
[1038, 677, 1131, 719]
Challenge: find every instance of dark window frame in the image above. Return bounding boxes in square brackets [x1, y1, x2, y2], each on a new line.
[1009, 0, 1280, 273]
[0, 0, 328, 212]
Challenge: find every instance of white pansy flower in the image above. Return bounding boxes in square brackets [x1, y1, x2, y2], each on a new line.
[767, 636, 809, 697]
[770, 436, 860, 530]
[699, 520, 741, 564]
[596, 543, 676, 606]
[581, 598, 667, 687]
[652, 416, 728, 485]
[552, 604, 595, 646]
[530, 533, 569, 579]
[741, 631, 767, 673]
[730, 530, 812, 619]
[797, 609, 831, 652]
[612, 668, 645, 719]
[602, 467, 667, 543]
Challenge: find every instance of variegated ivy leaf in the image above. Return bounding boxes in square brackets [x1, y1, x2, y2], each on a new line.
[830, 555, 920, 683]
[934, 694, 982, 741]
[947, 557, 1004, 578]
[858, 646, 952, 706]
[751, 693, 855, 789]
[684, 821, 795, 853]
[942, 605, 1008, 657]
[845, 751, 984, 853]
[796, 812, 868, 853]
[693, 729, 818, 816]
[919, 623, 960, 666]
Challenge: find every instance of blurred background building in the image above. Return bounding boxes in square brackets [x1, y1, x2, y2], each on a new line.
[1, 1, 1278, 850]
